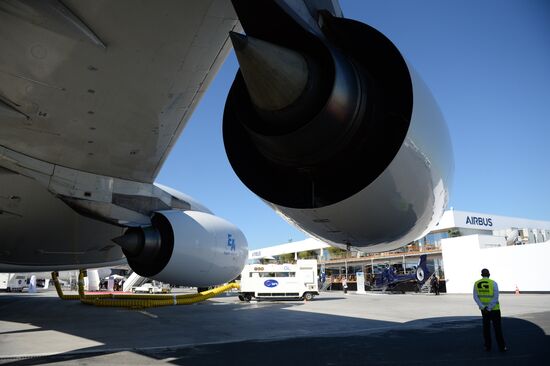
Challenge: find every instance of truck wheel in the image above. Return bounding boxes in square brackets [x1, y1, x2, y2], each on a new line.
[148, 288, 153, 294]
[243, 293, 252, 302]
[238, 295, 244, 301]
[304, 292, 314, 301]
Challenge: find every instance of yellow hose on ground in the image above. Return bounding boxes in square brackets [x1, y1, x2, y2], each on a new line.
[51, 271, 80, 300]
[83, 283, 240, 308]
[51, 271, 239, 308]
[51, 271, 112, 300]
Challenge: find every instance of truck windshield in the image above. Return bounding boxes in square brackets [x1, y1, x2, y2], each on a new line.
[249, 272, 296, 277]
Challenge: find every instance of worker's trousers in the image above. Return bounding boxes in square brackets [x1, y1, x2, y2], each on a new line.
[481, 309, 506, 350]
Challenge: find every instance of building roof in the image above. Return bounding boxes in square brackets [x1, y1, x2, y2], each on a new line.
[250, 210, 550, 258]
[433, 210, 550, 232]
[249, 238, 330, 259]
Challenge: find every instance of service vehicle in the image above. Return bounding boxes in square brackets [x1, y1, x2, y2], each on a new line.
[0, 274, 28, 292]
[0, 273, 7, 290]
[239, 259, 319, 301]
[132, 281, 169, 294]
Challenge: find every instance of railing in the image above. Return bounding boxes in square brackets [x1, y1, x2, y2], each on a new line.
[319, 247, 442, 264]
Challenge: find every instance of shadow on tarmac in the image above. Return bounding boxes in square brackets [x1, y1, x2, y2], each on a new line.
[0, 293, 548, 365]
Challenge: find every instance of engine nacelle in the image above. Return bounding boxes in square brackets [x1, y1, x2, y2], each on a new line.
[117, 210, 248, 287]
[223, 7, 453, 252]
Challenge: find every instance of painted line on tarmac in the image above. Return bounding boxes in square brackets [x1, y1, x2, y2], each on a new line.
[138, 310, 158, 318]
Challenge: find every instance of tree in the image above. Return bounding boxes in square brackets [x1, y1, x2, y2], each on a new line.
[277, 253, 295, 263]
[298, 250, 318, 259]
[448, 229, 461, 238]
[326, 246, 347, 259]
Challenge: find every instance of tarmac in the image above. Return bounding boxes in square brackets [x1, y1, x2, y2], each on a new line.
[0, 289, 549, 365]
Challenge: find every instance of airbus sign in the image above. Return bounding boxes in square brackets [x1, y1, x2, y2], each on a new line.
[466, 216, 493, 227]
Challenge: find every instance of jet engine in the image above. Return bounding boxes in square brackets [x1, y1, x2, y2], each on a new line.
[223, 3, 453, 252]
[114, 210, 248, 287]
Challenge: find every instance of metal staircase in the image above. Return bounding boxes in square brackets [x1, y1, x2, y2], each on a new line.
[420, 273, 435, 293]
[319, 280, 332, 292]
[122, 271, 147, 292]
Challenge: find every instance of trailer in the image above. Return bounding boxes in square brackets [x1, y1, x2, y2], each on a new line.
[239, 260, 319, 301]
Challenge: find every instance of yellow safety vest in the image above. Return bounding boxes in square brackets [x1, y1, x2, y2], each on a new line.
[475, 278, 500, 311]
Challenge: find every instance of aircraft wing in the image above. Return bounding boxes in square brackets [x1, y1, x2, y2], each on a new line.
[0, 0, 453, 288]
[0, 0, 239, 183]
[0, 0, 250, 280]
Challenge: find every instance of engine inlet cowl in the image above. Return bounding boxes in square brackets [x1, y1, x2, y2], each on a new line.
[113, 210, 248, 286]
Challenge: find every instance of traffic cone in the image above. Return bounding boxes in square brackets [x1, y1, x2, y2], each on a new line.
[515, 285, 520, 295]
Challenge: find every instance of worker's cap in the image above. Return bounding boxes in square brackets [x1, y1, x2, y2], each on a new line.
[481, 268, 490, 277]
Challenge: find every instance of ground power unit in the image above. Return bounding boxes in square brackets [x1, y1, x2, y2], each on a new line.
[239, 260, 319, 301]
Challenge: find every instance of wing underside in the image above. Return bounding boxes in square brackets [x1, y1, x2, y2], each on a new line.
[0, 0, 239, 182]
[0, 0, 239, 270]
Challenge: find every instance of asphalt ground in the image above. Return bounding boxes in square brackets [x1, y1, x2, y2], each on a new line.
[0, 290, 548, 365]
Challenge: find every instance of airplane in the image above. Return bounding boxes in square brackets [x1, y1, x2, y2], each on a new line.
[0, 0, 453, 289]
[368, 255, 431, 293]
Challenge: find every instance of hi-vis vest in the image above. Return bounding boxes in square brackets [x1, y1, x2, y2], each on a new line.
[475, 278, 500, 310]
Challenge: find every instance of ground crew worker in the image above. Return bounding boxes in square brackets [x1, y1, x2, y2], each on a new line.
[473, 268, 507, 352]
[431, 275, 440, 295]
[342, 276, 348, 294]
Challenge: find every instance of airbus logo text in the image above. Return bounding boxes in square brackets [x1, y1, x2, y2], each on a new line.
[466, 216, 493, 227]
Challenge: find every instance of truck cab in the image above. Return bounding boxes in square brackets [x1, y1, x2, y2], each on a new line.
[239, 260, 319, 301]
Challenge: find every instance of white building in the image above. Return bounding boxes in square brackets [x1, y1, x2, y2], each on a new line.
[442, 236, 550, 293]
[429, 209, 550, 245]
[437, 210, 550, 293]
[251, 209, 550, 293]
[249, 238, 330, 261]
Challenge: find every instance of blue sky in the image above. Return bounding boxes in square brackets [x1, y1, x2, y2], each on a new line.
[157, 0, 550, 250]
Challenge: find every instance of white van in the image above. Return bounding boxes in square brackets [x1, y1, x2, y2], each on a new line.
[0, 274, 28, 292]
[239, 260, 319, 301]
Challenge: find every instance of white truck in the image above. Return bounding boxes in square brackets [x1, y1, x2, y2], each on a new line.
[239, 260, 319, 301]
[0, 273, 28, 292]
